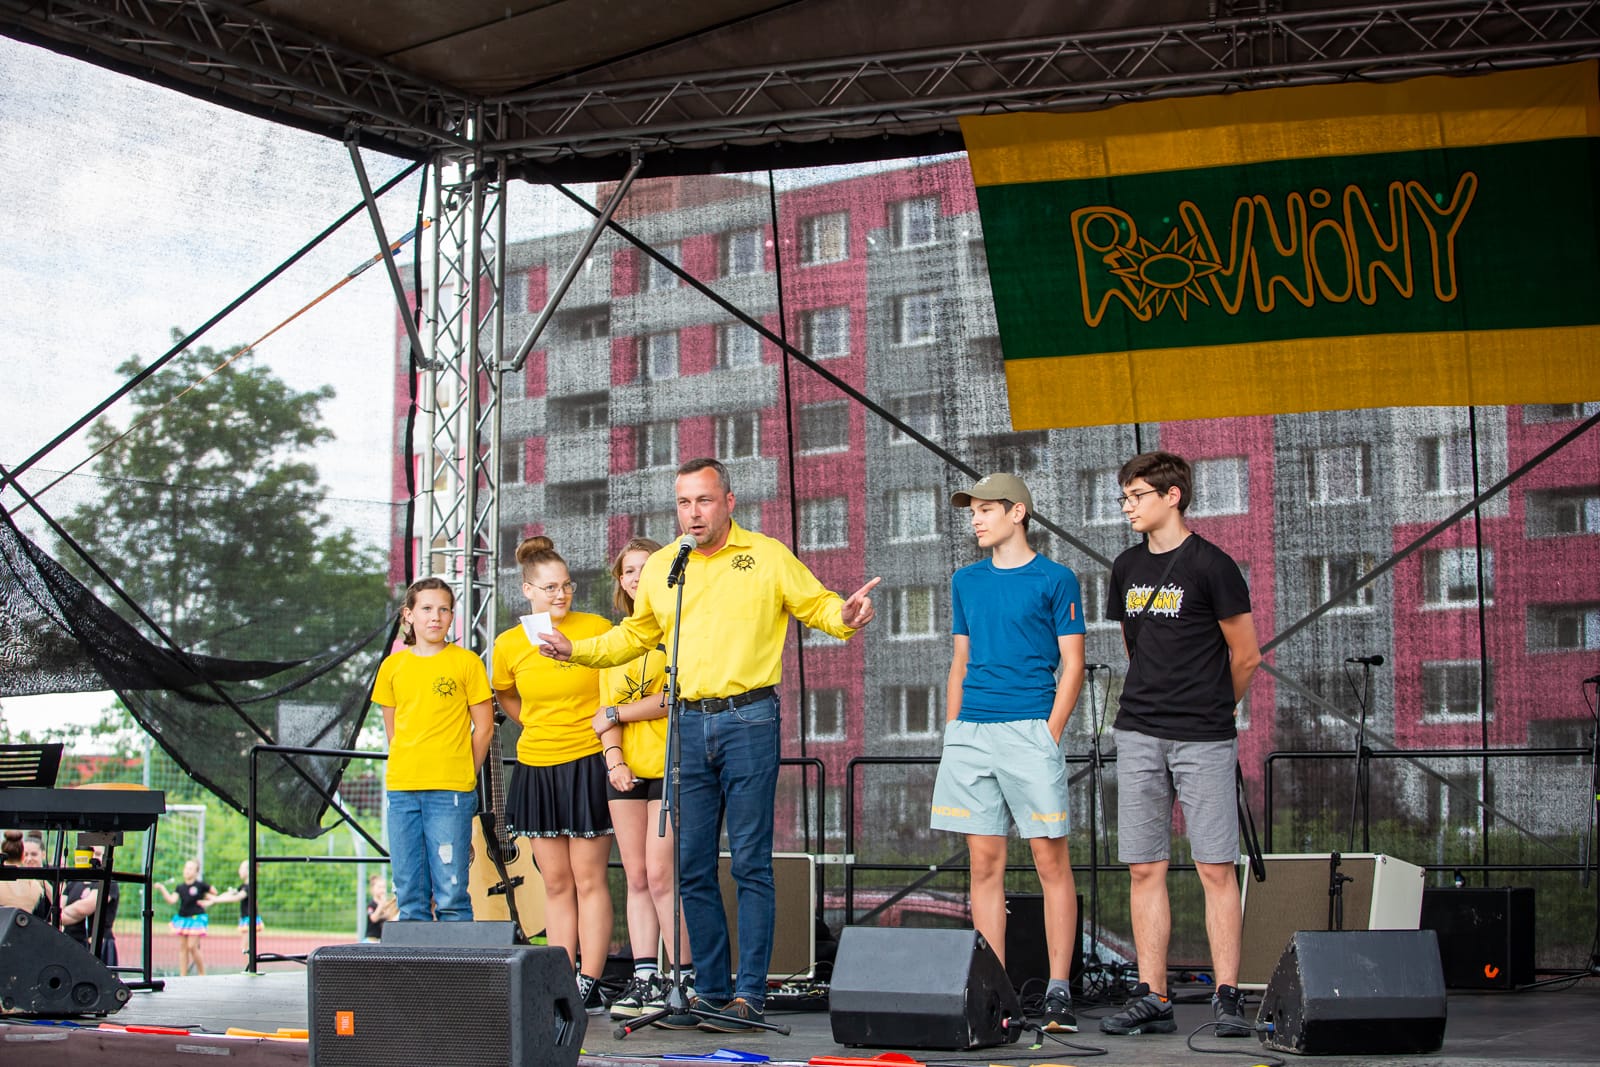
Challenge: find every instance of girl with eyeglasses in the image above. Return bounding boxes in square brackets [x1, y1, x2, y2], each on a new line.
[492, 536, 614, 1015]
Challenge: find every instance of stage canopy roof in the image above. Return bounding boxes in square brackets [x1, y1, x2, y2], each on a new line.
[7, 0, 1600, 180]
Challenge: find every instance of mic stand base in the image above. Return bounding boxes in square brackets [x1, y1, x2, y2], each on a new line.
[616, 978, 793, 1037]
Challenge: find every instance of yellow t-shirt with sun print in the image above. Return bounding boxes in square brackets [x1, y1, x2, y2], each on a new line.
[599, 646, 669, 780]
[371, 643, 493, 792]
[492, 611, 611, 767]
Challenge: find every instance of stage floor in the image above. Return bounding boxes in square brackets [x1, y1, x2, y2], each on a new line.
[4, 970, 1596, 1067]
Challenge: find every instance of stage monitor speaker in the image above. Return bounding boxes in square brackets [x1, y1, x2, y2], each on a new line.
[381, 919, 518, 947]
[829, 927, 1021, 1050]
[308, 943, 583, 1067]
[715, 852, 816, 979]
[1257, 930, 1447, 1056]
[0, 906, 129, 1016]
[1239, 852, 1425, 988]
[1002, 893, 1084, 995]
[1420, 886, 1534, 989]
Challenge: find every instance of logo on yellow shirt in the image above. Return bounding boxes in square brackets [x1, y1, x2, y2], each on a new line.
[732, 554, 755, 571]
[433, 677, 458, 697]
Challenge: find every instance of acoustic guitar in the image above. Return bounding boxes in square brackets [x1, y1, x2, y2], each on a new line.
[468, 713, 546, 936]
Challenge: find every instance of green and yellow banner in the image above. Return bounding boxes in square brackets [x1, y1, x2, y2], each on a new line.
[961, 63, 1600, 429]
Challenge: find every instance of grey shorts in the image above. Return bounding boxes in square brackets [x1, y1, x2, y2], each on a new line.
[930, 718, 1070, 839]
[1113, 727, 1239, 864]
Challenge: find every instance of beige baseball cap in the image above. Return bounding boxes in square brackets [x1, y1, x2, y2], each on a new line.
[951, 472, 1033, 512]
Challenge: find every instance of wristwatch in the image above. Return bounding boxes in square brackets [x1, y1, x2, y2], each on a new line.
[604, 705, 619, 726]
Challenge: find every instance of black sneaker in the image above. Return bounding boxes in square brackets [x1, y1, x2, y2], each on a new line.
[609, 974, 654, 1019]
[1100, 983, 1176, 1035]
[1042, 988, 1078, 1033]
[577, 975, 608, 1016]
[698, 996, 763, 1033]
[1212, 984, 1252, 1038]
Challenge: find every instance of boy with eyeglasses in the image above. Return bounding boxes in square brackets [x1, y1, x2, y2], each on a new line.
[1103, 451, 1261, 1038]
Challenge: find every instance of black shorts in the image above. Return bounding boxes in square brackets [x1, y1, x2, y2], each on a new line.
[607, 776, 665, 802]
[505, 753, 613, 838]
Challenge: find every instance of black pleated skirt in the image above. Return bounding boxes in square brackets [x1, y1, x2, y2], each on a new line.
[505, 752, 614, 838]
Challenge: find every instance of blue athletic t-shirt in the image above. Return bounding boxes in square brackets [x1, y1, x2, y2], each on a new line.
[951, 554, 1086, 721]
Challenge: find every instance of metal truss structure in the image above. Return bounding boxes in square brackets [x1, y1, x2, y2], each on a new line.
[9, 0, 1600, 639]
[418, 140, 505, 654]
[6, 1, 1600, 165]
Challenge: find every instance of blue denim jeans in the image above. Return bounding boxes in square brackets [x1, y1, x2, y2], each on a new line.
[387, 789, 477, 921]
[676, 694, 780, 1010]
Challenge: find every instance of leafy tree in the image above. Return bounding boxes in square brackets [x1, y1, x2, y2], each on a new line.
[57, 335, 390, 665]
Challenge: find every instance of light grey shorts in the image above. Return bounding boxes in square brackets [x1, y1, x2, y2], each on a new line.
[930, 718, 1070, 839]
[1113, 727, 1239, 865]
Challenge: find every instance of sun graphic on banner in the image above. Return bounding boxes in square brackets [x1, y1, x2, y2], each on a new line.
[1107, 229, 1223, 320]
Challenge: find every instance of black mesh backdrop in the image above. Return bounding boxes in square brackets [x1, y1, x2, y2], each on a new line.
[492, 162, 1600, 970]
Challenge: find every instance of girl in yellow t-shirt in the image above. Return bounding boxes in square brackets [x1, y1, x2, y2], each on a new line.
[492, 537, 612, 1014]
[592, 538, 691, 1019]
[371, 577, 495, 923]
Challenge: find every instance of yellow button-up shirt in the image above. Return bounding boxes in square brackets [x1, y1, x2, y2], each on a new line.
[570, 521, 857, 700]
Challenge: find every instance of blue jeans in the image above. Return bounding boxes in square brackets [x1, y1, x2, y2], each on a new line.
[676, 694, 780, 1010]
[387, 789, 477, 921]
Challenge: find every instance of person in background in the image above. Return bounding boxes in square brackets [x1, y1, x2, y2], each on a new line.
[0, 829, 48, 919]
[210, 860, 262, 957]
[365, 873, 398, 941]
[155, 858, 214, 975]
[21, 833, 45, 869]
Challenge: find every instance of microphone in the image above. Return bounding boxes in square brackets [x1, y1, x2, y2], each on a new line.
[666, 534, 696, 588]
[1583, 673, 1600, 685]
[1345, 654, 1385, 667]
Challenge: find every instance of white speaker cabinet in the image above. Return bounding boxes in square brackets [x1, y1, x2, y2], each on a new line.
[1237, 852, 1425, 988]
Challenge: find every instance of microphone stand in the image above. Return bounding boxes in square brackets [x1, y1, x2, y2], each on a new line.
[1345, 660, 1378, 853]
[1083, 664, 1110, 977]
[1586, 681, 1599, 975]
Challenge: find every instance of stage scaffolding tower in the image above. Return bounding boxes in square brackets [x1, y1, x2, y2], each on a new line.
[420, 108, 506, 656]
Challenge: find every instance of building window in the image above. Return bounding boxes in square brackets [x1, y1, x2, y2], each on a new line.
[893, 292, 937, 345]
[887, 393, 941, 444]
[715, 412, 760, 460]
[642, 331, 678, 381]
[1081, 466, 1124, 525]
[568, 308, 610, 340]
[801, 212, 849, 264]
[1308, 553, 1375, 611]
[887, 586, 939, 639]
[1524, 402, 1600, 422]
[1528, 602, 1600, 651]
[500, 452, 520, 485]
[645, 244, 680, 291]
[632, 510, 678, 544]
[1420, 432, 1475, 493]
[636, 420, 677, 470]
[891, 195, 939, 248]
[552, 393, 608, 431]
[805, 689, 847, 742]
[553, 481, 607, 517]
[1525, 487, 1600, 537]
[800, 496, 848, 549]
[885, 685, 941, 738]
[798, 401, 849, 453]
[499, 527, 520, 563]
[1423, 547, 1492, 605]
[504, 271, 530, 315]
[716, 323, 762, 369]
[802, 306, 850, 357]
[1189, 456, 1249, 516]
[719, 227, 763, 276]
[1307, 444, 1370, 503]
[889, 488, 939, 542]
[1422, 662, 1490, 723]
[1081, 571, 1116, 628]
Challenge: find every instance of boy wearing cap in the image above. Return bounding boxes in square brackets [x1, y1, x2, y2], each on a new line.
[931, 473, 1086, 1033]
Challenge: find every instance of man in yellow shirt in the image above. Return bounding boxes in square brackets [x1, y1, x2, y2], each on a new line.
[540, 458, 879, 1032]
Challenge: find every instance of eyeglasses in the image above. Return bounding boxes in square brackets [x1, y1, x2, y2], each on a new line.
[532, 581, 577, 597]
[1115, 488, 1162, 508]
